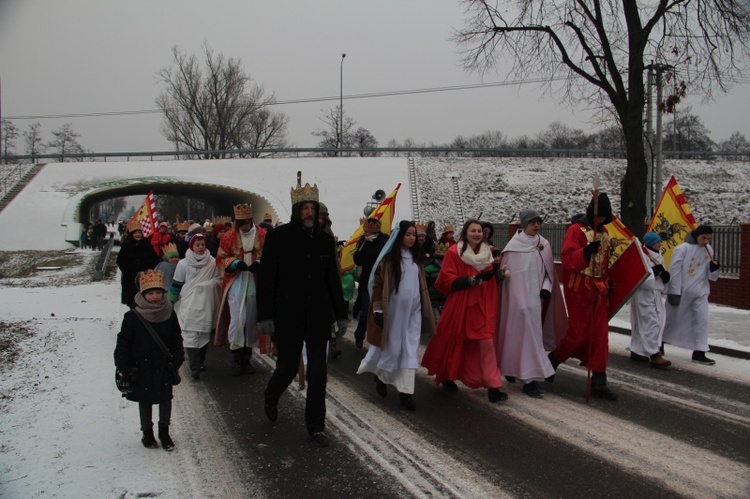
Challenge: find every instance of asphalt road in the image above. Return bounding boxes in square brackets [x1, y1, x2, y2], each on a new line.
[185, 333, 750, 498]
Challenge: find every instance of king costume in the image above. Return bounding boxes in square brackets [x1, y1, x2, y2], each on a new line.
[214, 204, 268, 375]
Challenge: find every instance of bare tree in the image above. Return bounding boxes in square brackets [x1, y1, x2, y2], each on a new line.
[1, 119, 19, 163]
[48, 123, 84, 161]
[719, 131, 750, 158]
[352, 127, 380, 156]
[23, 122, 44, 158]
[93, 197, 127, 222]
[156, 44, 288, 159]
[664, 107, 714, 156]
[312, 105, 357, 156]
[455, 0, 750, 235]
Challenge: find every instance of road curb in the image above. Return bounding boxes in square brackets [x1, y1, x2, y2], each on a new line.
[610, 325, 750, 361]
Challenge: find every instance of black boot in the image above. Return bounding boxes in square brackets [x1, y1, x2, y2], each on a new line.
[546, 352, 561, 383]
[591, 372, 618, 401]
[187, 347, 201, 380]
[229, 350, 243, 376]
[691, 351, 716, 365]
[399, 393, 416, 411]
[375, 376, 388, 398]
[141, 428, 159, 449]
[158, 424, 175, 452]
[241, 347, 255, 374]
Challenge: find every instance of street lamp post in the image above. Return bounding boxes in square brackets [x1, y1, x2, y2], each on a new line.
[339, 53, 346, 155]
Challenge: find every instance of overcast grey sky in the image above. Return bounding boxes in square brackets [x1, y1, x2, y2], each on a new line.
[1, 0, 749, 154]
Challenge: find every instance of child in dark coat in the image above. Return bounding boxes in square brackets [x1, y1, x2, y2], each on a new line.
[114, 269, 184, 451]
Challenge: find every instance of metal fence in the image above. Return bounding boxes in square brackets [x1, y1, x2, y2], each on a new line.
[491, 223, 741, 276]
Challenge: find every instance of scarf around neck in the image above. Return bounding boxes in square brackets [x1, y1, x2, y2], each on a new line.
[184, 248, 212, 269]
[456, 240, 493, 271]
[134, 292, 173, 323]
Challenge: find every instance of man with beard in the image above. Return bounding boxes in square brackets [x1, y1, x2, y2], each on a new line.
[258, 172, 348, 447]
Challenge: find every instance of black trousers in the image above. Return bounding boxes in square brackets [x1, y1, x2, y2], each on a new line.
[138, 400, 172, 431]
[265, 334, 328, 435]
[186, 344, 208, 372]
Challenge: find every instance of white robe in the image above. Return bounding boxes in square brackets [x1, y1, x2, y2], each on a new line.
[173, 250, 222, 348]
[496, 231, 565, 382]
[357, 250, 422, 394]
[227, 227, 260, 350]
[662, 242, 719, 351]
[629, 246, 667, 357]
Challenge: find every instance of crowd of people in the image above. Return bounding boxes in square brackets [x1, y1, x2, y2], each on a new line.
[113, 177, 721, 451]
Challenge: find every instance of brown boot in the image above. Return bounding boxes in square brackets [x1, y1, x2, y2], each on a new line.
[650, 353, 672, 369]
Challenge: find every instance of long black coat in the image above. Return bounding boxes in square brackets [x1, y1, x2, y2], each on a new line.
[116, 236, 159, 306]
[352, 232, 389, 308]
[257, 204, 347, 343]
[113, 310, 184, 404]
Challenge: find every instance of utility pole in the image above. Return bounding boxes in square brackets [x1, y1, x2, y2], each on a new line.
[646, 63, 673, 203]
[645, 64, 654, 215]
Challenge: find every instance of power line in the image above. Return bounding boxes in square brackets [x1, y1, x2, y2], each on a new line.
[0, 77, 566, 120]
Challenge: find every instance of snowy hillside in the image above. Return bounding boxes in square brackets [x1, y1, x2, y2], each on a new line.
[414, 157, 750, 228]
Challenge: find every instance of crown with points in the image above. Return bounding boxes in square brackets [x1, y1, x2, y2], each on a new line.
[212, 216, 232, 226]
[139, 269, 165, 293]
[416, 223, 427, 235]
[290, 171, 319, 205]
[233, 203, 253, 220]
[175, 221, 190, 232]
[434, 242, 449, 257]
[163, 243, 178, 259]
[126, 219, 142, 233]
[263, 213, 273, 221]
[363, 218, 382, 234]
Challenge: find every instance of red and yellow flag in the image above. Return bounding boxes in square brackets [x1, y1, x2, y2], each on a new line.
[647, 176, 698, 267]
[604, 214, 636, 266]
[128, 190, 158, 238]
[340, 184, 400, 273]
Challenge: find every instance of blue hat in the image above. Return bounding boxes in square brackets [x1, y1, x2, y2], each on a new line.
[642, 232, 660, 249]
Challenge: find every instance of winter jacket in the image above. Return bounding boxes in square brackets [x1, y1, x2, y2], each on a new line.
[114, 310, 184, 404]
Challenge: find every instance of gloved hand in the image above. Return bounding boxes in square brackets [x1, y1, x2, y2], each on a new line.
[709, 261, 720, 272]
[652, 264, 665, 276]
[540, 289, 552, 301]
[167, 289, 180, 303]
[583, 240, 602, 262]
[374, 312, 384, 327]
[258, 320, 275, 335]
[667, 294, 681, 306]
[336, 319, 349, 338]
[476, 270, 495, 282]
[235, 260, 249, 271]
[660, 270, 671, 284]
[451, 275, 478, 291]
[248, 261, 260, 273]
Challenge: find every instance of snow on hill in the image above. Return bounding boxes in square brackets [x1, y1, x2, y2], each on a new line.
[414, 157, 750, 228]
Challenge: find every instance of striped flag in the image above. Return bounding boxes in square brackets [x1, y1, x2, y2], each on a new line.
[339, 184, 400, 273]
[604, 214, 636, 266]
[128, 190, 158, 238]
[647, 176, 698, 267]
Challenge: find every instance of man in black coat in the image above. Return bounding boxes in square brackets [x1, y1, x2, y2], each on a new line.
[352, 218, 389, 348]
[258, 173, 348, 448]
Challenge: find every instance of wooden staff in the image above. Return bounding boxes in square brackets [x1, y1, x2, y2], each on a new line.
[705, 246, 718, 265]
[586, 174, 601, 403]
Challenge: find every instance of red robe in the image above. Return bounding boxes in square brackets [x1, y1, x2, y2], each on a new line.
[214, 225, 267, 349]
[421, 244, 502, 389]
[554, 222, 611, 372]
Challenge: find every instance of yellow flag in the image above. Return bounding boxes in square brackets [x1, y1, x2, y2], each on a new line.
[340, 184, 400, 273]
[604, 214, 636, 266]
[647, 176, 698, 267]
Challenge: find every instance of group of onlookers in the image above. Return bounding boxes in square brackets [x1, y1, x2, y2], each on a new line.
[112, 179, 721, 451]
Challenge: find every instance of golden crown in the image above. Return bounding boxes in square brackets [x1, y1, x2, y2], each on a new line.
[139, 269, 165, 292]
[212, 216, 232, 226]
[416, 223, 427, 235]
[233, 203, 253, 220]
[163, 243, 178, 258]
[290, 171, 319, 205]
[175, 221, 190, 232]
[434, 242, 449, 256]
[126, 219, 141, 233]
[363, 218, 382, 233]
